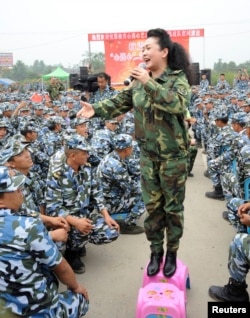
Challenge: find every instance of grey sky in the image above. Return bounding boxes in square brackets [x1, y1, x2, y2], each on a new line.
[1, 0, 250, 69]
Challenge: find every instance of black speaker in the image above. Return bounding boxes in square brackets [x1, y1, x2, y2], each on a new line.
[80, 67, 88, 78]
[200, 69, 211, 85]
[191, 63, 200, 73]
[190, 72, 200, 86]
[69, 73, 79, 89]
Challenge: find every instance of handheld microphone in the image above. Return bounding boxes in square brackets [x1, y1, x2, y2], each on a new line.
[123, 63, 146, 86]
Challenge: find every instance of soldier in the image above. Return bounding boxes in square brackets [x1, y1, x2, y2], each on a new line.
[88, 72, 118, 135]
[43, 116, 64, 157]
[205, 107, 236, 200]
[47, 77, 65, 101]
[45, 134, 120, 274]
[77, 28, 191, 278]
[221, 113, 250, 203]
[0, 119, 9, 150]
[209, 232, 250, 301]
[32, 102, 45, 127]
[199, 73, 209, 91]
[0, 166, 89, 317]
[97, 134, 145, 234]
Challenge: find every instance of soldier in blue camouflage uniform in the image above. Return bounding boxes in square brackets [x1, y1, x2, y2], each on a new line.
[221, 113, 250, 203]
[46, 134, 120, 274]
[88, 72, 118, 137]
[191, 98, 204, 148]
[0, 166, 89, 317]
[97, 134, 145, 234]
[205, 107, 236, 200]
[209, 202, 250, 302]
[32, 102, 45, 127]
[77, 28, 191, 278]
[199, 73, 209, 91]
[0, 119, 10, 150]
[44, 116, 64, 157]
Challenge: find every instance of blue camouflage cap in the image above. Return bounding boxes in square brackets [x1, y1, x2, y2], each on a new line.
[2, 102, 13, 111]
[2, 139, 29, 159]
[0, 166, 25, 193]
[214, 108, 228, 120]
[231, 112, 248, 124]
[19, 120, 39, 132]
[32, 102, 44, 110]
[71, 117, 90, 127]
[0, 119, 8, 128]
[194, 98, 202, 106]
[65, 134, 91, 152]
[113, 133, 133, 150]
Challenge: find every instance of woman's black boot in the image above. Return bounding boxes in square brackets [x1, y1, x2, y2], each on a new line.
[163, 251, 177, 278]
[147, 252, 163, 276]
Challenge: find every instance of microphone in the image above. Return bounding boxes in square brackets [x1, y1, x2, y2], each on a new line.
[123, 63, 146, 86]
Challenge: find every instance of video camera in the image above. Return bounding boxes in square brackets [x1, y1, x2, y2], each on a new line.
[71, 70, 111, 93]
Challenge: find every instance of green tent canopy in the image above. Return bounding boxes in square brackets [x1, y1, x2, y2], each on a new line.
[42, 67, 69, 90]
[42, 67, 69, 80]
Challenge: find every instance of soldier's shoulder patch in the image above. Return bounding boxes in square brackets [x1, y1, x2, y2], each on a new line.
[177, 87, 188, 96]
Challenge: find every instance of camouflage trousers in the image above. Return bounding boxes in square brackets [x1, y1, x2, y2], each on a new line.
[140, 155, 187, 254]
[227, 197, 248, 233]
[0, 280, 89, 317]
[221, 172, 243, 202]
[61, 210, 119, 252]
[228, 233, 250, 283]
[188, 145, 198, 173]
[207, 157, 232, 187]
[105, 192, 145, 224]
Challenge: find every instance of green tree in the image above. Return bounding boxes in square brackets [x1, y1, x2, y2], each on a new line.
[81, 51, 105, 73]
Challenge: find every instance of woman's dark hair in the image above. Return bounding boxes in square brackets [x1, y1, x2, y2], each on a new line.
[147, 28, 192, 85]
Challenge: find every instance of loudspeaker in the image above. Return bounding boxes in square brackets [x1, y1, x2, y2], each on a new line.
[191, 63, 200, 73]
[80, 67, 88, 78]
[201, 69, 211, 85]
[69, 73, 79, 89]
[190, 72, 200, 86]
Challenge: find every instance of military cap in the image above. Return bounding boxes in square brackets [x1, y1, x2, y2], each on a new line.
[113, 133, 133, 150]
[194, 98, 202, 106]
[0, 147, 14, 165]
[242, 98, 250, 107]
[237, 95, 246, 101]
[64, 134, 91, 152]
[213, 108, 228, 120]
[47, 116, 62, 126]
[19, 120, 39, 132]
[19, 106, 30, 112]
[0, 166, 25, 193]
[52, 100, 62, 107]
[2, 139, 29, 160]
[33, 102, 44, 110]
[46, 109, 56, 116]
[0, 119, 8, 128]
[2, 102, 13, 112]
[231, 112, 248, 124]
[66, 97, 74, 103]
[59, 105, 69, 112]
[71, 117, 90, 127]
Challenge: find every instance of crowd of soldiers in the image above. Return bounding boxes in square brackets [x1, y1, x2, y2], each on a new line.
[189, 73, 250, 302]
[1, 70, 250, 311]
[0, 73, 147, 276]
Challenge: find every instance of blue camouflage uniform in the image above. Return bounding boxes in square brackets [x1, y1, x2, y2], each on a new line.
[97, 134, 145, 225]
[0, 166, 89, 317]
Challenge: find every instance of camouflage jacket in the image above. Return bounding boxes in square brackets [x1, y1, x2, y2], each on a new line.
[0, 208, 62, 316]
[46, 150, 106, 217]
[93, 68, 191, 161]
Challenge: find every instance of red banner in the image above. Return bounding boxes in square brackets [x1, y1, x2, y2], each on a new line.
[88, 29, 203, 85]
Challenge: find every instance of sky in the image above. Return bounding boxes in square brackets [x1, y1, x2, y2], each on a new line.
[1, 0, 250, 70]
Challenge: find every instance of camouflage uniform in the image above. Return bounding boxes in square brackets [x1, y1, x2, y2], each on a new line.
[0, 166, 88, 317]
[228, 233, 250, 283]
[45, 136, 119, 252]
[97, 134, 145, 225]
[207, 108, 236, 190]
[91, 67, 190, 253]
[88, 85, 118, 137]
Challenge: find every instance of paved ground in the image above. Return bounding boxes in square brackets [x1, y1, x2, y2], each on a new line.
[61, 149, 250, 318]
